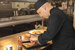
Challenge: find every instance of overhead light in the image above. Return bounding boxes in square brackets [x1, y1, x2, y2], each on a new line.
[0, 2, 3, 4]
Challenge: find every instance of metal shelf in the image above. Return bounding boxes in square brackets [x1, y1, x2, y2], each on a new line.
[0, 15, 43, 27]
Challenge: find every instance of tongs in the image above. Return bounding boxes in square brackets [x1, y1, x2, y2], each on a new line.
[22, 41, 30, 43]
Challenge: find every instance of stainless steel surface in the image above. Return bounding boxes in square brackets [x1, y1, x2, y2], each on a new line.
[0, 15, 43, 27]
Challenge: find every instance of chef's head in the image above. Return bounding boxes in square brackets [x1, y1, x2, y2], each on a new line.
[34, 0, 57, 18]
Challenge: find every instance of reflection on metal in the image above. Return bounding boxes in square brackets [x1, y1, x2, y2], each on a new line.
[0, 15, 43, 27]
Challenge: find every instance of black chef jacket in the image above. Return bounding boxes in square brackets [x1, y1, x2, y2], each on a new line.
[38, 7, 75, 50]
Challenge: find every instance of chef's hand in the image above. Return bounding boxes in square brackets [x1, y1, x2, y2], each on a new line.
[22, 33, 31, 41]
[24, 33, 31, 38]
[30, 35, 41, 44]
[30, 35, 38, 42]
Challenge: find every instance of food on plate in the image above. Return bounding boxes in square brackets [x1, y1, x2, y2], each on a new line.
[29, 30, 44, 34]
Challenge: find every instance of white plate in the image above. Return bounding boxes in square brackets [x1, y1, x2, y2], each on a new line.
[29, 30, 44, 35]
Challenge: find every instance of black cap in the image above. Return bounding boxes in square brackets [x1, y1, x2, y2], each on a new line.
[34, 0, 48, 10]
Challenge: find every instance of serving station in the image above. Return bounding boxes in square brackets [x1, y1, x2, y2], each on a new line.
[0, 27, 52, 50]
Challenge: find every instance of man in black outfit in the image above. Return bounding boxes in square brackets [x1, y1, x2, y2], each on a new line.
[30, 0, 75, 50]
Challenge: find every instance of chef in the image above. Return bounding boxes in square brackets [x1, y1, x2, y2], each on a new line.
[30, 0, 75, 50]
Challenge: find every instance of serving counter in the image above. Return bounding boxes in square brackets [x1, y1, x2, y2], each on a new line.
[0, 27, 52, 50]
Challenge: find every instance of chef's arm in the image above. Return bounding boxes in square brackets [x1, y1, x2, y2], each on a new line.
[38, 13, 65, 45]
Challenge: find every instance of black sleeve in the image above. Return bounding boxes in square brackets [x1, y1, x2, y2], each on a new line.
[38, 13, 65, 44]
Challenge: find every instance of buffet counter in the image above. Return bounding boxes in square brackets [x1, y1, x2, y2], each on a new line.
[0, 27, 52, 50]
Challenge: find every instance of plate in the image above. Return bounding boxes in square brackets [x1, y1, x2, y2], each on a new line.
[29, 30, 44, 35]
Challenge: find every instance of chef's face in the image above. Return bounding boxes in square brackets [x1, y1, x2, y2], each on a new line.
[37, 6, 49, 19]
